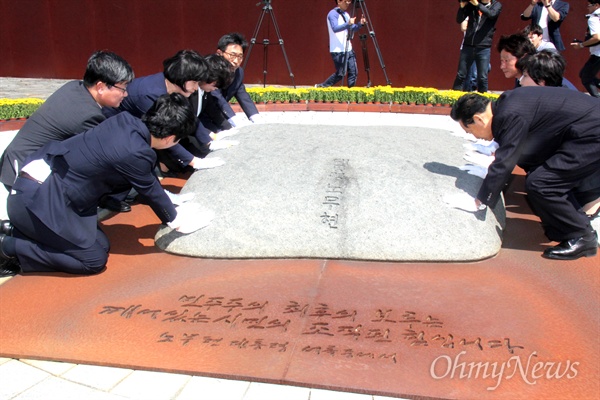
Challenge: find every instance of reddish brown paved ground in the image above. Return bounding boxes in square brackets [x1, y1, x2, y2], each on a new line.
[0, 170, 598, 400]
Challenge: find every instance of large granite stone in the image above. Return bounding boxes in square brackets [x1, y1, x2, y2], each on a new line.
[156, 124, 505, 261]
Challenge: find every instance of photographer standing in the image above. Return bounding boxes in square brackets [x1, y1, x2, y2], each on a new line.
[452, 0, 503, 93]
[315, 0, 366, 88]
[521, 0, 570, 52]
[570, 0, 600, 97]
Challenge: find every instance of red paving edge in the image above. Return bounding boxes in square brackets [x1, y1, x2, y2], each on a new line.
[0, 136, 598, 399]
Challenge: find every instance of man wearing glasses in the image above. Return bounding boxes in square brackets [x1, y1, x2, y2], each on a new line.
[0, 51, 134, 192]
[107, 50, 234, 175]
[199, 32, 263, 132]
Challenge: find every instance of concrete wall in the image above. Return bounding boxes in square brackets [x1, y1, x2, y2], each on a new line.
[0, 0, 591, 91]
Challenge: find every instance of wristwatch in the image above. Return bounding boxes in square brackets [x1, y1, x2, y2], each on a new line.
[579, 42, 585, 49]
[545, 4, 552, 7]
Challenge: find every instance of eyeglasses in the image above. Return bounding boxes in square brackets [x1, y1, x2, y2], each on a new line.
[223, 51, 244, 61]
[110, 84, 127, 93]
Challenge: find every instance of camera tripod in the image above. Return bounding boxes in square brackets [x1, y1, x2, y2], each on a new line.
[343, 0, 391, 87]
[243, 0, 296, 88]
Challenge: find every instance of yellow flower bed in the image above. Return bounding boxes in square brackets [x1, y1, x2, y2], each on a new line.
[243, 86, 500, 105]
[0, 87, 500, 120]
[0, 98, 44, 120]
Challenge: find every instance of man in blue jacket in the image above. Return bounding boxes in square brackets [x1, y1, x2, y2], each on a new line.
[452, 0, 503, 93]
[0, 94, 209, 277]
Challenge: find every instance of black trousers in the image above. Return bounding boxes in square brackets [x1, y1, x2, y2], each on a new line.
[579, 54, 600, 98]
[7, 178, 110, 274]
[525, 162, 599, 242]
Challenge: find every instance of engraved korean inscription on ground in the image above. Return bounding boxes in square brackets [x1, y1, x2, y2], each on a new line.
[99, 293, 526, 366]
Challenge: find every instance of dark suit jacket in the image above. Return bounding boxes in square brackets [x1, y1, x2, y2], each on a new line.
[209, 67, 258, 120]
[14, 112, 176, 247]
[521, 1, 570, 51]
[106, 72, 211, 166]
[0, 81, 105, 187]
[109, 73, 167, 118]
[478, 87, 600, 206]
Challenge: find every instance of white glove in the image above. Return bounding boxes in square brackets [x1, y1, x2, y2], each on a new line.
[464, 151, 494, 167]
[190, 157, 225, 170]
[209, 140, 239, 151]
[164, 189, 195, 206]
[459, 164, 488, 179]
[167, 203, 215, 234]
[249, 114, 265, 124]
[443, 192, 486, 213]
[212, 128, 240, 141]
[228, 114, 251, 128]
[463, 141, 499, 156]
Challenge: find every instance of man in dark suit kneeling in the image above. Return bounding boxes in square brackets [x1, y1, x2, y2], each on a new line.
[0, 93, 211, 277]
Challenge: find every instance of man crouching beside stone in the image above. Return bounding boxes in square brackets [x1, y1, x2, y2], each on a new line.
[446, 87, 599, 260]
[0, 93, 213, 277]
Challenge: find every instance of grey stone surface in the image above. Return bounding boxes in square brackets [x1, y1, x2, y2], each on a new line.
[156, 123, 505, 261]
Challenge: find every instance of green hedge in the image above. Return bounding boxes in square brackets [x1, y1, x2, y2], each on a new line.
[238, 86, 500, 105]
[0, 98, 44, 120]
[0, 87, 500, 120]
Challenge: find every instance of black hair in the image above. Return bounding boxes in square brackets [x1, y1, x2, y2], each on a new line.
[204, 54, 235, 88]
[590, 0, 600, 5]
[83, 51, 134, 88]
[497, 34, 536, 59]
[518, 50, 566, 87]
[163, 50, 207, 93]
[522, 24, 543, 37]
[450, 93, 491, 126]
[217, 32, 248, 52]
[142, 93, 198, 141]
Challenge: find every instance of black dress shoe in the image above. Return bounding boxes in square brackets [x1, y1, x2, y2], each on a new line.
[0, 220, 13, 236]
[98, 196, 131, 213]
[542, 231, 598, 260]
[0, 233, 20, 277]
[0, 257, 20, 277]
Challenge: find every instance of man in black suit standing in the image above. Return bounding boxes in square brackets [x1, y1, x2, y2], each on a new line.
[448, 88, 599, 260]
[521, 0, 570, 52]
[0, 94, 210, 277]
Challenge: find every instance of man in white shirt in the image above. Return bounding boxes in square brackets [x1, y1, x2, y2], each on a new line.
[315, 0, 366, 88]
[570, 0, 600, 97]
[521, 0, 570, 51]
